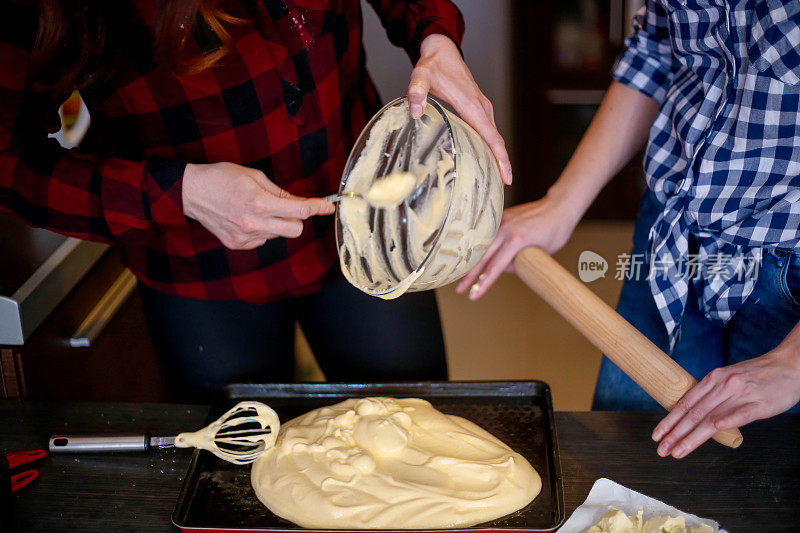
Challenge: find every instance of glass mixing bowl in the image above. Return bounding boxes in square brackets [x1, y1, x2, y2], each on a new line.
[335, 96, 503, 299]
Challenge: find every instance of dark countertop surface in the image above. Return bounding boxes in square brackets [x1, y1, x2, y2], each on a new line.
[1, 401, 798, 532]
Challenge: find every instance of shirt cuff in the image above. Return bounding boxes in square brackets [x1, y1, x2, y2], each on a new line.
[409, 18, 465, 64]
[611, 46, 673, 104]
[144, 159, 187, 228]
[101, 158, 186, 241]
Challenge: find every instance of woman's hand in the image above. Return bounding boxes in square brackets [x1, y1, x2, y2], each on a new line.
[182, 162, 334, 250]
[455, 191, 583, 299]
[451, 82, 659, 298]
[653, 339, 800, 459]
[408, 34, 512, 185]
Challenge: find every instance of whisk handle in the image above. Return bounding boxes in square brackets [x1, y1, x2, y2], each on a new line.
[49, 434, 151, 453]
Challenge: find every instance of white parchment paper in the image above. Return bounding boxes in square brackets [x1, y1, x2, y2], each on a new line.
[557, 478, 725, 533]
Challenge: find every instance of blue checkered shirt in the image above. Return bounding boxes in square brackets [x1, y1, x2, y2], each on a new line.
[613, 0, 800, 350]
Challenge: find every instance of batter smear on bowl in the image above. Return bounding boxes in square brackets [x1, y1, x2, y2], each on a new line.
[336, 97, 503, 300]
[251, 397, 541, 529]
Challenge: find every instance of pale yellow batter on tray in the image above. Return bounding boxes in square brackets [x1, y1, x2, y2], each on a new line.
[251, 397, 541, 529]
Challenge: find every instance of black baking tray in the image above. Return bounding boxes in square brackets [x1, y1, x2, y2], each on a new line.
[172, 381, 564, 532]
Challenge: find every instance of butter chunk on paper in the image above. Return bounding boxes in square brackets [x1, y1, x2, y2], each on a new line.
[557, 478, 726, 533]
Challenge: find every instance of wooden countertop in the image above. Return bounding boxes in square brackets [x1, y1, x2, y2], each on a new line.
[1, 402, 798, 531]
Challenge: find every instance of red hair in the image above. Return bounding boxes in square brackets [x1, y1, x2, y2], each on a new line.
[31, 0, 242, 94]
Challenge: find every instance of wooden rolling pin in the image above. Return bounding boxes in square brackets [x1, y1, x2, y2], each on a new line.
[513, 246, 743, 449]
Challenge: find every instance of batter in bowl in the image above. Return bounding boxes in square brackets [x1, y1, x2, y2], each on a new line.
[251, 397, 541, 529]
[337, 98, 503, 300]
[361, 171, 419, 207]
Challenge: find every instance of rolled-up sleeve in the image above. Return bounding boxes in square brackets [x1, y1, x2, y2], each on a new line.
[366, 0, 465, 63]
[612, 0, 677, 104]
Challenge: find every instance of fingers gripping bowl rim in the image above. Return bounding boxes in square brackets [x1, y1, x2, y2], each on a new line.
[335, 96, 504, 299]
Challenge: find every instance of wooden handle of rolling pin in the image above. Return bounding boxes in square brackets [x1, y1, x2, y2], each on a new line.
[513, 246, 743, 449]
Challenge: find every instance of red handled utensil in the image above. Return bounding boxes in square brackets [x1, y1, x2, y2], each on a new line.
[11, 470, 39, 493]
[4, 450, 46, 493]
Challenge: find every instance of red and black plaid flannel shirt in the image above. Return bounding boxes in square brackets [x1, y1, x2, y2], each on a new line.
[0, 0, 464, 301]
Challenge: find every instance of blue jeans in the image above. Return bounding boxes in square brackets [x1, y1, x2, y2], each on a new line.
[592, 189, 800, 412]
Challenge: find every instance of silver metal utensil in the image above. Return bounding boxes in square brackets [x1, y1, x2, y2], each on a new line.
[48, 434, 175, 453]
[49, 401, 280, 465]
[323, 191, 361, 204]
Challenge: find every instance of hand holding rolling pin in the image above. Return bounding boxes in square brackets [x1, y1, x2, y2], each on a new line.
[652, 325, 800, 459]
[455, 194, 581, 300]
[458, 82, 657, 299]
[453, 80, 800, 457]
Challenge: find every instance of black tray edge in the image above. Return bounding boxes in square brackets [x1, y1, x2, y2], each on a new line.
[542, 381, 565, 532]
[223, 380, 550, 399]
